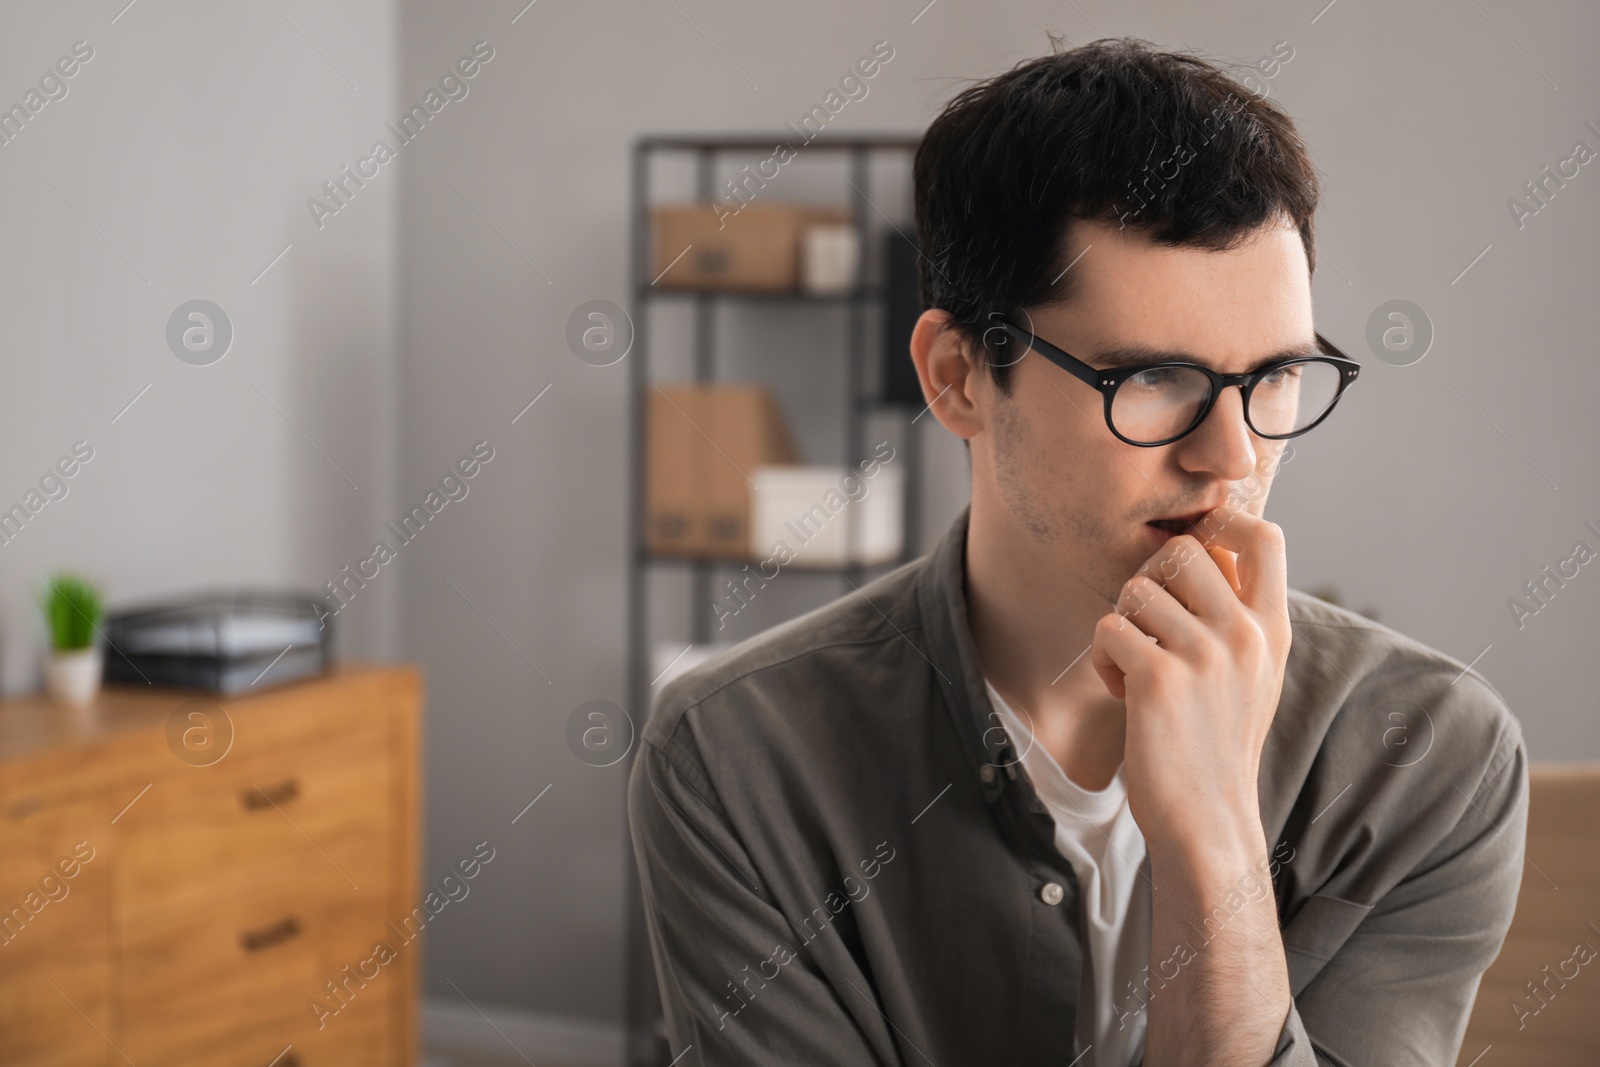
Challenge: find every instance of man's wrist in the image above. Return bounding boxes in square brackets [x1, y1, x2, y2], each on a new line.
[1146, 810, 1269, 890]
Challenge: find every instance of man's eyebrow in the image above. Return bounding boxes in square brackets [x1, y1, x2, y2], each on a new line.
[1089, 339, 1327, 372]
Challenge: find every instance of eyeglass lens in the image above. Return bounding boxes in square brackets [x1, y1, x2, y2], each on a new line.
[1109, 361, 1344, 443]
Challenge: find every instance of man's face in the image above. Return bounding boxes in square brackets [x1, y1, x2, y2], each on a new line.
[972, 216, 1313, 603]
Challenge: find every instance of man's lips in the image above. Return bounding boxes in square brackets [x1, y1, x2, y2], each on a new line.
[1147, 506, 1224, 529]
[1144, 505, 1228, 541]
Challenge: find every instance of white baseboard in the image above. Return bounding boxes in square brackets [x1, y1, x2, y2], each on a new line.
[423, 997, 626, 1067]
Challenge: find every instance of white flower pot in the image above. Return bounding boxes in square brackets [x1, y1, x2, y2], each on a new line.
[45, 647, 103, 710]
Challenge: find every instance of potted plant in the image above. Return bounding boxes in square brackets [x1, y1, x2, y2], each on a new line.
[41, 574, 104, 709]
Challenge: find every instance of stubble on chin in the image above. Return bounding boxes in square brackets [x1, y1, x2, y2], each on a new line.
[991, 404, 1134, 604]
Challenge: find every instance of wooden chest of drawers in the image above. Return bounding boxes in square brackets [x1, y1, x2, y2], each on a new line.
[0, 665, 420, 1067]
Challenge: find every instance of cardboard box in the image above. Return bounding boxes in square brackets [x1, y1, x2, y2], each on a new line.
[750, 464, 904, 566]
[645, 384, 799, 558]
[652, 203, 852, 292]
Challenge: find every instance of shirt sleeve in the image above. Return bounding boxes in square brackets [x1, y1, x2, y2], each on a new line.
[1264, 731, 1530, 1067]
[627, 738, 894, 1066]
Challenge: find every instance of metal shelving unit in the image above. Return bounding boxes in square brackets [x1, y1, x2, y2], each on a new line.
[622, 131, 923, 1066]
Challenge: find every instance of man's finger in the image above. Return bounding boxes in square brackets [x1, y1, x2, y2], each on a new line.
[1141, 534, 1237, 625]
[1092, 612, 1159, 699]
[1208, 544, 1241, 595]
[1188, 506, 1287, 614]
[1116, 575, 1205, 658]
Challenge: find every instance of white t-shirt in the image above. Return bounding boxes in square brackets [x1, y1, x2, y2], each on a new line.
[984, 678, 1151, 1067]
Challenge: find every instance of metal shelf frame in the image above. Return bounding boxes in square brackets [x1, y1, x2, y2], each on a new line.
[621, 131, 923, 1066]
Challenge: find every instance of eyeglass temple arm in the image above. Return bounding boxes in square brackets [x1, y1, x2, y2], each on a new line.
[1315, 332, 1359, 365]
[997, 321, 1105, 388]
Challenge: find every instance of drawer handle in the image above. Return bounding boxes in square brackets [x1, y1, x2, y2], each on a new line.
[240, 916, 302, 952]
[244, 778, 300, 810]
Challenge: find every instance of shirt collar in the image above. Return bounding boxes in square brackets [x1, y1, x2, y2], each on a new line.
[915, 503, 1018, 804]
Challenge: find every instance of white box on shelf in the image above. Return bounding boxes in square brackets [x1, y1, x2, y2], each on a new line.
[750, 464, 904, 567]
[800, 224, 860, 295]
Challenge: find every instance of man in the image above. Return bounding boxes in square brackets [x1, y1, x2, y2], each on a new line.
[629, 37, 1527, 1066]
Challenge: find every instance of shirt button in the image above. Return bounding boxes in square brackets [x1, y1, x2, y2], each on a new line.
[979, 765, 997, 783]
[1040, 882, 1064, 906]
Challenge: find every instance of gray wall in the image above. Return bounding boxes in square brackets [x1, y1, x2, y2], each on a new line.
[4, 0, 1593, 1045]
[0, 2, 401, 680]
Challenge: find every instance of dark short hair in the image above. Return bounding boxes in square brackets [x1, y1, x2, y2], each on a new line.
[912, 36, 1322, 396]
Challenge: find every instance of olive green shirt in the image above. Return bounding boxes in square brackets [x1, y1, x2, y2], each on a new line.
[629, 504, 1528, 1065]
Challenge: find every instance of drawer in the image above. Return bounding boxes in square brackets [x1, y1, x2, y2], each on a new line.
[120, 885, 395, 1062]
[136, 998, 389, 1067]
[0, 797, 112, 1067]
[115, 714, 391, 916]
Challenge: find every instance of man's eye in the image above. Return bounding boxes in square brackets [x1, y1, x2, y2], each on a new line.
[1128, 368, 1177, 389]
[1261, 364, 1304, 386]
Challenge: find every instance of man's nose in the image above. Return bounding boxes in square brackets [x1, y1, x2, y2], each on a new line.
[1175, 384, 1258, 481]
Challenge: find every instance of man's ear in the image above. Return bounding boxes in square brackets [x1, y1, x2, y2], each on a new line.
[909, 309, 985, 443]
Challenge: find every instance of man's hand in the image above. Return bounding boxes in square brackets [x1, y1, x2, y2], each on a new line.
[1091, 506, 1297, 1066]
[1089, 505, 1292, 858]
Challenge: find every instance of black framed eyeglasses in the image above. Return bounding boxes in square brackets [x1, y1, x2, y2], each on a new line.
[995, 318, 1361, 447]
